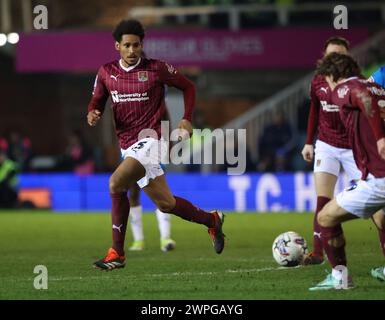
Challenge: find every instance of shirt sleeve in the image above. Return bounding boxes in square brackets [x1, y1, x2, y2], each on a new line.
[305, 82, 319, 144]
[87, 66, 109, 114]
[157, 61, 195, 122]
[351, 86, 385, 141]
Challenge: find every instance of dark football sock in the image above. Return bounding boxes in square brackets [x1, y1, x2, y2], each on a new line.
[110, 192, 130, 256]
[320, 224, 347, 268]
[168, 196, 215, 228]
[313, 196, 331, 256]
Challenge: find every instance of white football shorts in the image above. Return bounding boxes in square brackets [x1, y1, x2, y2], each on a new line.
[314, 140, 361, 181]
[121, 138, 168, 188]
[336, 174, 385, 218]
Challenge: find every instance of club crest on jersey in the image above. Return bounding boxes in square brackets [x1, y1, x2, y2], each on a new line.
[138, 71, 148, 82]
[337, 86, 349, 98]
[165, 62, 177, 74]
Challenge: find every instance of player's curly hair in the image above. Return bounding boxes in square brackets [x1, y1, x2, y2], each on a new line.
[323, 36, 350, 51]
[112, 19, 145, 42]
[316, 52, 361, 82]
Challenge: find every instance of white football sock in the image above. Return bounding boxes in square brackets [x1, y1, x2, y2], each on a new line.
[156, 208, 171, 240]
[129, 205, 144, 241]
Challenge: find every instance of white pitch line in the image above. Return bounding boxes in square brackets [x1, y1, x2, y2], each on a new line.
[48, 265, 297, 282]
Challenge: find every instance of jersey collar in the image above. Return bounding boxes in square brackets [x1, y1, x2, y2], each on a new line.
[119, 58, 141, 72]
[340, 76, 359, 83]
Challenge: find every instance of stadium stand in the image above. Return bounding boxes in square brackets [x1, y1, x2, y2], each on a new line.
[1, 1, 384, 173]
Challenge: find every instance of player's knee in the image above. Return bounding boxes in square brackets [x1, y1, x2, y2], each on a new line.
[317, 211, 325, 226]
[317, 210, 333, 227]
[109, 176, 125, 193]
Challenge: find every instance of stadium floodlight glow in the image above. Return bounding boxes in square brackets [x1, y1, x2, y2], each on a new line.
[7, 32, 19, 44]
[0, 34, 7, 46]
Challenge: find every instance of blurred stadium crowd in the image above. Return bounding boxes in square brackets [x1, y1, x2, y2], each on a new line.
[1, 0, 384, 177]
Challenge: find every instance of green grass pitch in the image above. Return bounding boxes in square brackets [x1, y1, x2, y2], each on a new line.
[0, 210, 384, 300]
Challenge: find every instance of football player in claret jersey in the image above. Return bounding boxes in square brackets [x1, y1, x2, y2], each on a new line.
[309, 53, 385, 290]
[87, 20, 225, 270]
[301, 37, 385, 265]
